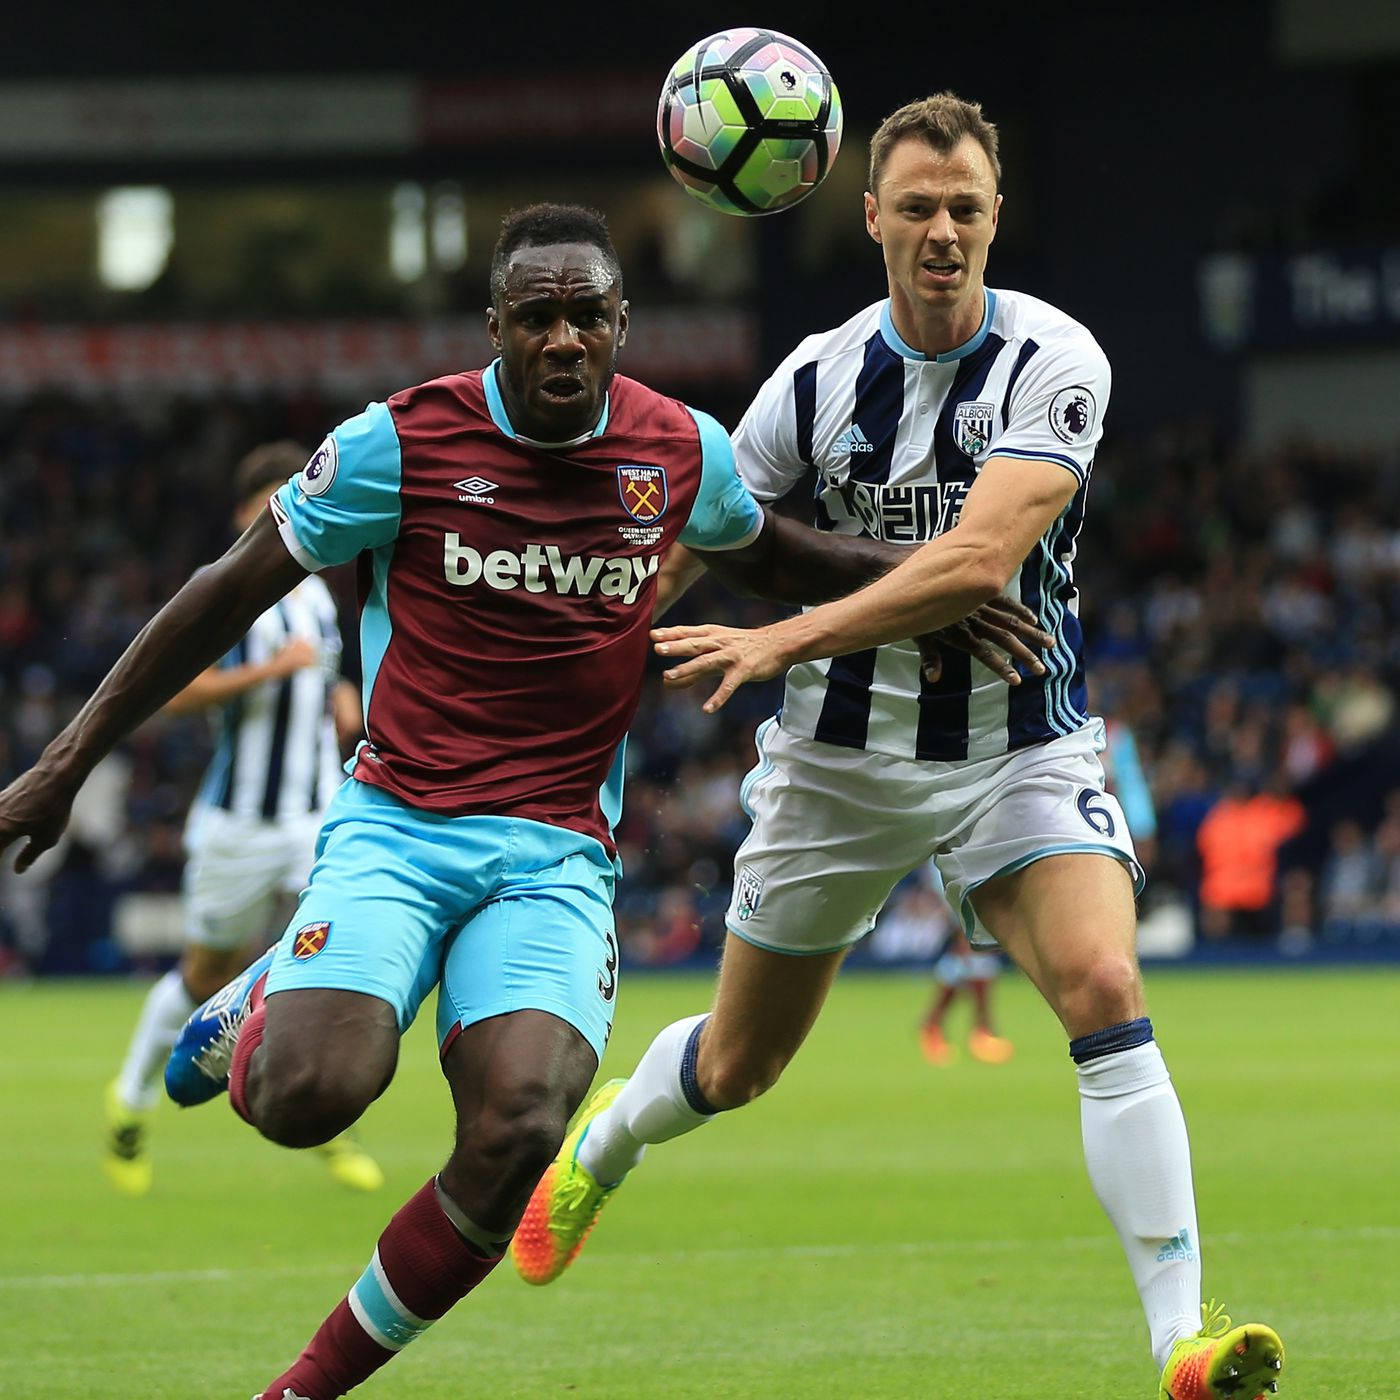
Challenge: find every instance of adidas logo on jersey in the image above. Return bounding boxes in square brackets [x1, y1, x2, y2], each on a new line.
[832, 424, 875, 455]
[443, 534, 659, 605]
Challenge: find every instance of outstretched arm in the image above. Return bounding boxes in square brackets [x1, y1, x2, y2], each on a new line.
[654, 456, 1078, 712]
[668, 504, 1053, 684]
[0, 510, 306, 870]
[162, 637, 320, 715]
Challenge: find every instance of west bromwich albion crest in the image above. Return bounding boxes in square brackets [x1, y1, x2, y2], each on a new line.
[953, 401, 994, 458]
[617, 465, 668, 523]
[735, 865, 765, 922]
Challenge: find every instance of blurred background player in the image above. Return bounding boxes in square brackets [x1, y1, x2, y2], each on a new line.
[919, 901, 1014, 1067]
[920, 694, 1156, 1067]
[102, 441, 381, 1196]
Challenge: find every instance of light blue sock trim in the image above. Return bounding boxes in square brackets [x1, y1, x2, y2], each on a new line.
[348, 1248, 430, 1352]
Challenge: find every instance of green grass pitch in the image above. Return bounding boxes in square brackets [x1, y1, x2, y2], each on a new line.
[2, 966, 1397, 1397]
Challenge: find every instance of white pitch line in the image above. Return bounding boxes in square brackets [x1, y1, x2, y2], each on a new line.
[4, 1223, 1396, 1291]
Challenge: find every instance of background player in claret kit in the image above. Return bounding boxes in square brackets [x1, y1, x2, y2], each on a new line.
[0, 204, 1048, 1400]
[102, 442, 381, 1197]
[518, 99, 1285, 1400]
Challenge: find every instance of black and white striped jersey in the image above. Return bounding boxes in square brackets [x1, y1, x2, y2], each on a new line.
[732, 289, 1109, 762]
[196, 575, 345, 820]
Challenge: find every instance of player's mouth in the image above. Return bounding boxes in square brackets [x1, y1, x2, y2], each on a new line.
[920, 259, 962, 286]
[537, 373, 587, 403]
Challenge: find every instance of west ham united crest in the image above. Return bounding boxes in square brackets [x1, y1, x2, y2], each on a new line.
[617, 465, 668, 523]
[953, 401, 994, 458]
[292, 921, 331, 960]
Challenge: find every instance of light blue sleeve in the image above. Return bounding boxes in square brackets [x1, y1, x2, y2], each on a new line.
[1109, 725, 1157, 839]
[678, 407, 764, 551]
[272, 401, 403, 570]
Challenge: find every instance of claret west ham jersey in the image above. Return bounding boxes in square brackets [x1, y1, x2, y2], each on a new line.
[733, 289, 1110, 763]
[271, 362, 762, 851]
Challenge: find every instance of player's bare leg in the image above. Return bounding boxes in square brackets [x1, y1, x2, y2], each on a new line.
[514, 936, 844, 1284]
[259, 1009, 597, 1398]
[919, 980, 960, 1065]
[233, 986, 400, 1147]
[972, 853, 1281, 1391]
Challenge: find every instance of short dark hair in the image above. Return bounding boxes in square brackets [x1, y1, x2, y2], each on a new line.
[233, 440, 308, 505]
[489, 203, 622, 304]
[869, 92, 1001, 193]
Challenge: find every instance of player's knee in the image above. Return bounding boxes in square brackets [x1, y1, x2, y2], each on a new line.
[698, 1044, 788, 1109]
[252, 1057, 379, 1149]
[457, 1084, 571, 1191]
[1058, 952, 1143, 1033]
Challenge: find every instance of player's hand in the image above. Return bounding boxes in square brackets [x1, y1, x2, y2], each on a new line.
[0, 765, 80, 874]
[916, 596, 1054, 685]
[652, 623, 789, 714]
[267, 637, 318, 678]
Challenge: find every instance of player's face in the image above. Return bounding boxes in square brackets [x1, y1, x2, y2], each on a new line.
[865, 136, 1001, 344]
[488, 242, 629, 441]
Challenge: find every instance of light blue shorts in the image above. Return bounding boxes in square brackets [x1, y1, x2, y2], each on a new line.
[262, 779, 619, 1062]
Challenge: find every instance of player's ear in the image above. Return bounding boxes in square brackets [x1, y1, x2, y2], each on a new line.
[486, 307, 502, 352]
[989, 192, 1002, 243]
[616, 300, 629, 348]
[864, 190, 881, 244]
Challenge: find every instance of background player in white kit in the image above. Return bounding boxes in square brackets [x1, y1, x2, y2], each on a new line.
[103, 442, 381, 1196]
[518, 95, 1284, 1400]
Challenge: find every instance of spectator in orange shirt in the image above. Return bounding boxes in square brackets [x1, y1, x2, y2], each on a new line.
[1196, 778, 1305, 938]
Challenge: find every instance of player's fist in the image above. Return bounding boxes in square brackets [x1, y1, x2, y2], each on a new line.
[267, 637, 318, 678]
[918, 596, 1052, 685]
[0, 764, 80, 873]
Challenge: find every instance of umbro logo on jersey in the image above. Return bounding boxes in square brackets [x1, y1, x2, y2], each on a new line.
[832, 424, 875, 455]
[443, 534, 659, 605]
[455, 476, 498, 503]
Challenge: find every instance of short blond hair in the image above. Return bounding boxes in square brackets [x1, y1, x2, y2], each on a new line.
[868, 92, 1001, 193]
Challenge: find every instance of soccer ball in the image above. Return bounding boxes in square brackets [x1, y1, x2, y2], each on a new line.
[656, 28, 843, 216]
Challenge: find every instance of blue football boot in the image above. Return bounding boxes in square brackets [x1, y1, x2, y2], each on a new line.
[165, 947, 274, 1106]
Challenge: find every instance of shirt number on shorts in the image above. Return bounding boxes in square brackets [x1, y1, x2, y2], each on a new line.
[598, 928, 618, 1002]
[1076, 788, 1116, 838]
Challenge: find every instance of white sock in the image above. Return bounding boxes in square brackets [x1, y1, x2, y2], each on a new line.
[577, 1014, 715, 1185]
[1078, 1040, 1202, 1369]
[115, 969, 197, 1111]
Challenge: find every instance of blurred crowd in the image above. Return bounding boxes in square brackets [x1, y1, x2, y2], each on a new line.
[1, 395, 1398, 975]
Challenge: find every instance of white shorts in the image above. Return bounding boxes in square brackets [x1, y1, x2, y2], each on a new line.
[182, 804, 322, 950]
[726, 717, 1143, 955]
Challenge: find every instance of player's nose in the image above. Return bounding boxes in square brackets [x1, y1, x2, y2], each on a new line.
[543, 317, 585, 356]
[926, 209, 957, 245]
